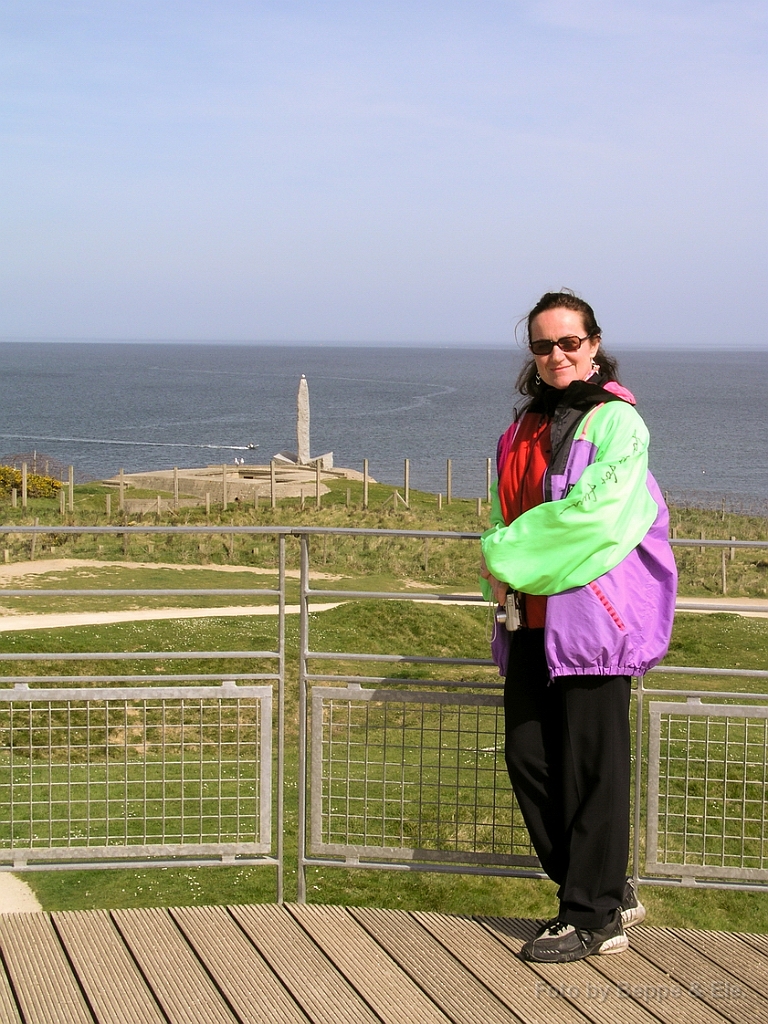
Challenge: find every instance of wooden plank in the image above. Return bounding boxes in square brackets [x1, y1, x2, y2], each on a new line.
[475, 915, 673, 1024]
[414, 913, 591, 1024]
[350, 907, 520, 1024]
[112, 907, 238, 1024]
[0, 913, 93, 1024]
[53, 910, 165, 1024]
[736, 932, 768, 960]
[629, 926, 768, 1024]
[171, 905, 310, 1024]
[584, 937, 732, 1024]
[0, 971, 20, 1024]
[289, 904, 451, 1024]
[230, 904, 381, 1024]
[0, 942, 21, 1024]
[676, 929, 768, 996]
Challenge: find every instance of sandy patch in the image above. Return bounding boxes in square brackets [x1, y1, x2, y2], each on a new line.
[0, 558, 344, 582]
[0, 874, 42, 913]
[0, 603, 345, 632]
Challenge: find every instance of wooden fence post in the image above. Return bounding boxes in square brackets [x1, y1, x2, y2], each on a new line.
[404, 459, 410, 506]
[486, 457, 492, 503]
[68, 466, 74, 513]
[21, 463, 27, 509]
[446, 459, 452, 505]
[270, 461, 276, 509]
[363, 460, 369, 509]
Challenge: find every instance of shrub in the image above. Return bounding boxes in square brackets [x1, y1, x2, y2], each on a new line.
[0, 465, 62, 498]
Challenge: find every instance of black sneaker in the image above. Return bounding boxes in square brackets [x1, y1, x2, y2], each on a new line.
[520, 911, 628, 963]
[620, 877, 646, 928]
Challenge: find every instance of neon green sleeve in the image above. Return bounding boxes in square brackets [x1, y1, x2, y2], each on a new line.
[480, 402, 657, 596]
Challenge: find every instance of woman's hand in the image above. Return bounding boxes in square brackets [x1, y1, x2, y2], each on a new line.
[480, 554, 510, 606]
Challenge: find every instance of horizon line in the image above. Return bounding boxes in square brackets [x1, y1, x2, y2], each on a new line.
[1, 337, 766, 352]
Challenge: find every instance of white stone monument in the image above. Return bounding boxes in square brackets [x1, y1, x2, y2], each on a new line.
[273, 375, 333, 468]
[297, 374, 310, 464]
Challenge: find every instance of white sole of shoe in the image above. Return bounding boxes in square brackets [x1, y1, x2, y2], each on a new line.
[598, 933, 629, 955]
[621, 902, 646, 928]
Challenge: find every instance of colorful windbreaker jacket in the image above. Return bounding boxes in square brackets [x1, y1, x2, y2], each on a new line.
[480, 379, 677, 678]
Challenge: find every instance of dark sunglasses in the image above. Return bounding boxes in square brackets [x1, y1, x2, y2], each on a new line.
[529, 334, 593, 356]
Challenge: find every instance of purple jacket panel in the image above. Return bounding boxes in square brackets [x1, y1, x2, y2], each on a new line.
[543, 470, 677, 678]
[548, 436, 598, 501]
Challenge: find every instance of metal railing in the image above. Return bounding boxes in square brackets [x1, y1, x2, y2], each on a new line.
[0, 525, 289, 900]
[295, 527, 768, 899]
[0, 524, 767, 901]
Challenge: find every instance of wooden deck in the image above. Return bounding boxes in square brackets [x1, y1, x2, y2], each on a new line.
[0, 904, 764, 1024]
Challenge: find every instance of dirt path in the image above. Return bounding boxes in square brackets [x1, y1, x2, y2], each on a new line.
[0, 558, 342, 581]
[0, 874, 41, 913]
[0, 603, 345, 632]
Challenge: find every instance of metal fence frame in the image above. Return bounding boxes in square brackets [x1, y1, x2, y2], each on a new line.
[295, 527, 768, 900]
[1, 524, 767, 903]
[0, 525, 289, 900]
[0, 682, 274, 869]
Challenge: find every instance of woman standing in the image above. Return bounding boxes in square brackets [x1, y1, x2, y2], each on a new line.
[480, 291, 676, 964]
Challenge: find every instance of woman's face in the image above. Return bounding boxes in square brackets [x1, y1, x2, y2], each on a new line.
[530, 307, 601, 389]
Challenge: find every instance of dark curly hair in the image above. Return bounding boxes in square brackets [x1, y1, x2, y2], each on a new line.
[515, 289, 620, 398]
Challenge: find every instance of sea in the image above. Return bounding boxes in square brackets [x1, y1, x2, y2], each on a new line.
[0, 342, 766, 507]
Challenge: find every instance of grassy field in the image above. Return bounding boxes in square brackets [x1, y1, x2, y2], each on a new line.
[0, 483, 766, 930]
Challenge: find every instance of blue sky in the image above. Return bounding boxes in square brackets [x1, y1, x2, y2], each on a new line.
[1, 1, 765, 346]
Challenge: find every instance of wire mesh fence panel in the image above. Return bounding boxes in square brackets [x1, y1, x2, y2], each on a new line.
[0, 687, 273, 865]
[646, 700, 768, 882]
[309, 685, 537, 867]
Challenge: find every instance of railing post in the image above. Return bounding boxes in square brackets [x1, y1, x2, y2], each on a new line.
[633, 676, 644, 884]
[270, 461, 277, 509]
[404, 458, 410, 506]
[363, 459, 369, 510]
[21, 463, 27, 509]
[721, 548, 727, 595]
[486, 457, 492, 503]
[68, 466, 75, 513]
[297, 532, 310, 903]
[276, 534, 286, 904]
[446, 459, 452, 505]
[118, 467, 124, 512]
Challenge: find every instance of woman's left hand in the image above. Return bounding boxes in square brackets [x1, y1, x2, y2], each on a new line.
[480, 554, 509, 606]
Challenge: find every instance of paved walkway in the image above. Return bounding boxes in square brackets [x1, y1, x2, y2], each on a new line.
[0, 904, 764, 1023]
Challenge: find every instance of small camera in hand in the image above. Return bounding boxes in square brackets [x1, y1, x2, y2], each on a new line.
[495, 592, 520, 631]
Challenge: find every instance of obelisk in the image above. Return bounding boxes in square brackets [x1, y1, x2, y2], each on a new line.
[297, 375, 310, 464]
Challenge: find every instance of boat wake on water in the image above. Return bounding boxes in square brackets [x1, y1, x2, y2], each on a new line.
[0, 434, 257, 451]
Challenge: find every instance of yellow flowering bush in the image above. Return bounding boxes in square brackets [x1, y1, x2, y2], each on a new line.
[0, 465, 62, 498]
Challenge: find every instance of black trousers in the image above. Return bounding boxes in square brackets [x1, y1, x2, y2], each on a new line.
[504, 628, 631, 929]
